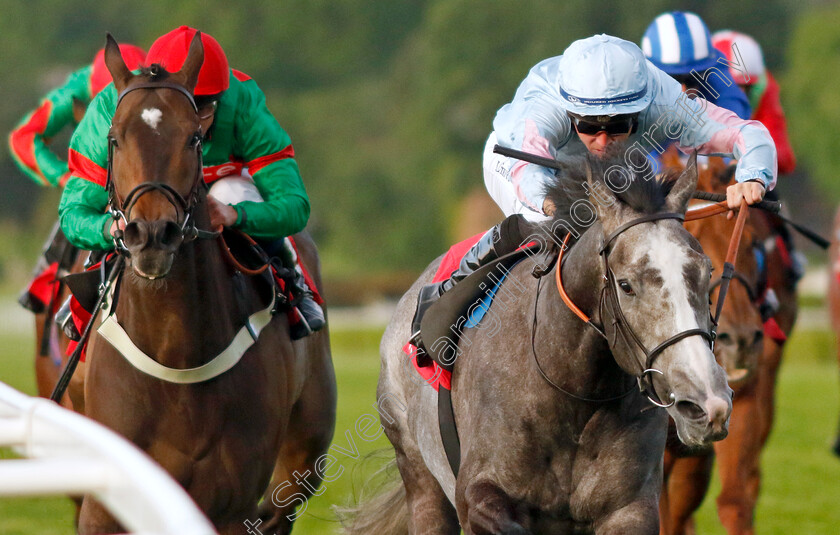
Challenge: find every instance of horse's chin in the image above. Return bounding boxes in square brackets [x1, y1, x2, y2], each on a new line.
[130, 252, 175, 280]
[669, 408, 730, 448]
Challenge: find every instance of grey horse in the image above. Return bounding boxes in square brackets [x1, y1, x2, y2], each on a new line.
[346, 154, 733, 535]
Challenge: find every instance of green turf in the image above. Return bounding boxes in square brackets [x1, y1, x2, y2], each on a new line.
[1, 323, 839, 534]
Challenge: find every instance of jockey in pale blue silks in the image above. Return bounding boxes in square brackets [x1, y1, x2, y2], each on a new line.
[411, 34, 777, 341]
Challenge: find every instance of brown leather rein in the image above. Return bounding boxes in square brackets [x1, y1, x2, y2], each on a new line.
[554, 199, 749, 407]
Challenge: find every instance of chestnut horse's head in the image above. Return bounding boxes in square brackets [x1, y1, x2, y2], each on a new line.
[104, 33, 206, 279]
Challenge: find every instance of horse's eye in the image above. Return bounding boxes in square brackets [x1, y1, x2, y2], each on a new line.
[189, 132, 202, 147]
[109, 136, 118, 149]
[618, 280, 635, 296]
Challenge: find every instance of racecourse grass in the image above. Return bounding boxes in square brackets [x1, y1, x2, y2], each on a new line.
[1, 321, 839, 534]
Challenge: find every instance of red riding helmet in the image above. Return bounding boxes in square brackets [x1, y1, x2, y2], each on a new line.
[90, 44, 147, 96]
[146, 26, 229, 96]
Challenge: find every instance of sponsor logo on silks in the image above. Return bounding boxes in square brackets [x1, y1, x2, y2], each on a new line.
[203, 161, 245, 183]
[559, 86, 647, 106]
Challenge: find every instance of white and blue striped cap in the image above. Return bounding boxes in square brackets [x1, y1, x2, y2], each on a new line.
[641, 11, 720, 74]
[557, 34, 653, 116]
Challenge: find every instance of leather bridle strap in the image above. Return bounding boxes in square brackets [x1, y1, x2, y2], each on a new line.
[117, 81, 198, 112]
[599, 212, 685, 254]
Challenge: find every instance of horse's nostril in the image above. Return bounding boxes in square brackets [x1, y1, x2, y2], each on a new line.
[676, 400, 706, 421]
[159, 220, 184, 248]
[122, 221, 147, 249]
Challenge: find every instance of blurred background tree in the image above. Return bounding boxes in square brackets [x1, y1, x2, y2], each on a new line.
[0, 0, 831, 301]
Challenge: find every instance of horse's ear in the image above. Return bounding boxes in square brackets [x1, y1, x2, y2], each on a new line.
[104, 33, 133, 93]
[666, 151, 699, 214]
[178, 32, 204, 93]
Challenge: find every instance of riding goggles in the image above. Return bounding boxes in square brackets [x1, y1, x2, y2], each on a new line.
[568, 112, 639, 136]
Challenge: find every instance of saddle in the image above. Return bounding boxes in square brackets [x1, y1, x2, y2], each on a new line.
[408, 243, 544, 479]
[416, 246, 539, 372]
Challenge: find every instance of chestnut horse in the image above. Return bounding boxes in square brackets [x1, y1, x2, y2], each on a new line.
[829, 207, 840, 456]
[76, 36, 336, 534]
[659, 153, 798, 535]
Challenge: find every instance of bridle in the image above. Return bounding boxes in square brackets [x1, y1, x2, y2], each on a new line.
[553, 198, 750, 408]
[106, 79, 219, 256]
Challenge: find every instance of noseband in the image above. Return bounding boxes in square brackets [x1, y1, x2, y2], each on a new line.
[106, 80, 219, 256]
[556, 212, 714, 408]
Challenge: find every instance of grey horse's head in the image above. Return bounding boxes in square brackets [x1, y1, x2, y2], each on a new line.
[548, 151, 733, 446]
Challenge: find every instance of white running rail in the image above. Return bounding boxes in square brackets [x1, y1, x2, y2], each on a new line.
[0, 381, 217, 535]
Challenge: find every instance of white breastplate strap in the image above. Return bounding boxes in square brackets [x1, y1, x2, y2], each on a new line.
[97, 293, 275, 384]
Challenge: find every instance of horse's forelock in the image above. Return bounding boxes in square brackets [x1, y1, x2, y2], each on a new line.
[139, 64, 173, 82]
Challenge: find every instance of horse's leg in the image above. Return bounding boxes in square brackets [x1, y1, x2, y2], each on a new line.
[388, 442, 459, 534]
[756, 342, 783, 448]
[257, 334, 336, 535]
[659, 449, 675, 535]
[78, 496, 122, 534]
[661, 453, 713, 535]
[459, 480, 531, 535]
[33, 312, 58, 398]
[715, 381, 761, 535]
[593, 498, 660, 535]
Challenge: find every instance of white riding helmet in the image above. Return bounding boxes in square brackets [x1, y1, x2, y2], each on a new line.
[557, 34, 653, 117]
[712, 30, 766, 86]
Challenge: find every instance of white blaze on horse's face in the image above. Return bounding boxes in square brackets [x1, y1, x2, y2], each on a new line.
[141, 108, 163, 130]
[620, 224, 731, 445]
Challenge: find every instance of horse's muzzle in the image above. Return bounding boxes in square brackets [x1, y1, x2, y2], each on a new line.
[123, 219, 184, 278]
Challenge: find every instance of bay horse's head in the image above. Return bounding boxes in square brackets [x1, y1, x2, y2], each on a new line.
[550, 150, 733, 446]
[687, 158, 764, 388]
[103, 33, 206, 279]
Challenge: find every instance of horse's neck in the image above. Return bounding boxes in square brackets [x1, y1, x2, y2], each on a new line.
[535, 227, 627, 394]
[115, 238, 240, 368]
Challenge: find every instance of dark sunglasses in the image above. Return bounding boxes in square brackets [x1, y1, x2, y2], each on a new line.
[568, 113, 639, 136]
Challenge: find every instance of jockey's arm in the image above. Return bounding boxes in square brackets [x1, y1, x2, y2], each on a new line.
[494, 92, 574, 215]
[9, 66, 92, 187]
[230, 81, 310, 241]
[654, 70, 777, 207]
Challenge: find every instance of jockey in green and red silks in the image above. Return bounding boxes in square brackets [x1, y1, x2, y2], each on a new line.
[10, 44, 145, 316]
[58, 26, 324, 336]
[9, 44, 146, 187]
[59, 26, 310, 250]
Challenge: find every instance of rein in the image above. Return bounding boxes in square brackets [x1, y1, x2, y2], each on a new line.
[552, 199, 750, 408]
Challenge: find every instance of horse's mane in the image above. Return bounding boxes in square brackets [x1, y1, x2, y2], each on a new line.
[541, 145, 680, 239]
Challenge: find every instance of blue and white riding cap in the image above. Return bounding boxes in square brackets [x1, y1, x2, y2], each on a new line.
[556, 34, 653, 117]
[642, 11, 721, 75]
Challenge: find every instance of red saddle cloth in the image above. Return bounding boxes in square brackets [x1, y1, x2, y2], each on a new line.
[403, 232, 485, 391]
[67, 237, 324, 362]
[25, 261, 60, 313]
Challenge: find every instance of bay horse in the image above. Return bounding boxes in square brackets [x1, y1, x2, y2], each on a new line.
[346, 152, 732, 534]
[76, 35, 336, 534]
[660, 154, 773, 535]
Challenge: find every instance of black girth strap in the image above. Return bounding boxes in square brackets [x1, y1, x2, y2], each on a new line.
[438, 386, 460, 477]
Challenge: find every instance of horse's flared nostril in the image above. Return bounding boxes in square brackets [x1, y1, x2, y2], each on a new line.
[676, 400, 706, 421]
[158, 220, 184, 249]
[123, 220, 148, 250]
